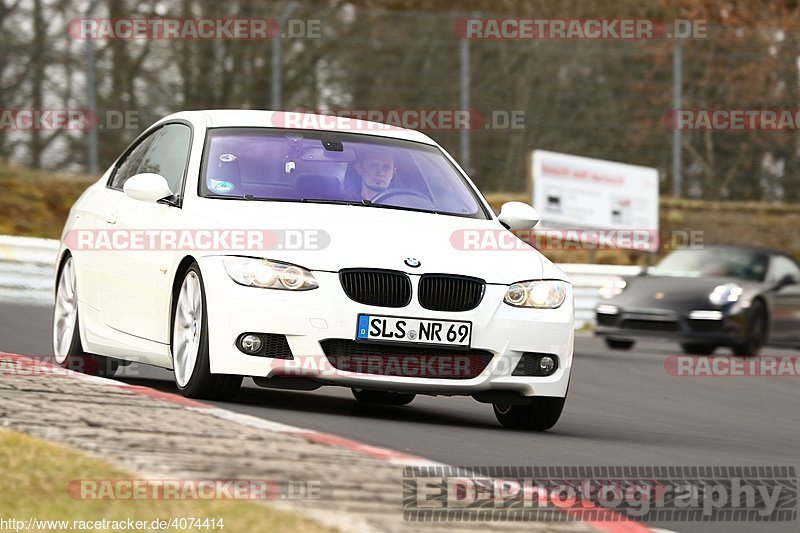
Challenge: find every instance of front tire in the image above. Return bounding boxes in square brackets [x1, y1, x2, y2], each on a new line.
[171, 264, 241, 400]
[681, 343, 716, 355]
[493, 396, 566, 431]
[52, 255, 118, 378]
[605, 338, 635, 350]
[732, 300, 767, 356]
[352, 389, 415, 406]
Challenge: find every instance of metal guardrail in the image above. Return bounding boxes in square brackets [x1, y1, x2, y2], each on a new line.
[559, 263, 642, 329]
[0, 235, 640, 326]
[0, 235, 59, 304]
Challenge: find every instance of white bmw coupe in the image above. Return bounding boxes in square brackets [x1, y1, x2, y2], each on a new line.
[54, 110, 574, 430]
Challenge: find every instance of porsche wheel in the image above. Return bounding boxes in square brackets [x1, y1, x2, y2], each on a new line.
[732, 300, 767, 357]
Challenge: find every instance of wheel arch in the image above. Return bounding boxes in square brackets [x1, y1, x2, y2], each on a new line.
[55, 249, 72, 286]
[170, 255, 200, 332]
[750, 295, 770, 337]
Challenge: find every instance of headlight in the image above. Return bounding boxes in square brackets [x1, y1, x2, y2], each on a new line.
[504, 280, 567, 309]
[599, 277, 627, 299]
[709, 283, 742, 305]
[223, 257, 318, 291]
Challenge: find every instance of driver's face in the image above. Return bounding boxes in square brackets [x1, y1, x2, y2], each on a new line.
[357, 154, 395, 193]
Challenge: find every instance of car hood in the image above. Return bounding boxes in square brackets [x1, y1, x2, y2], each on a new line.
[189, 200, 559, 285]
[610, 274, 763, 309]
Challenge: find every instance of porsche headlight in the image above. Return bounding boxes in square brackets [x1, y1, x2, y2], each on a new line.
[709, 283, 742, 305]
[223, 257, 318, 290]
[599, 277, 627, 299]
[504, 280, 567, 309]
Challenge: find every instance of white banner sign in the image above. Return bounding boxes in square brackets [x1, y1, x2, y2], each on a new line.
[531, 150, 660, 252]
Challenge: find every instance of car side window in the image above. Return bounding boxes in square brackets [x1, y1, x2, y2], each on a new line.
[138, 124, 192, 195]
[769, 255, 800, 283]
[109, 130, 160, 190]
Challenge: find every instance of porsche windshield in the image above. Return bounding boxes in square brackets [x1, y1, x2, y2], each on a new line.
[649, 248, 768, 282]
[199, 128, 488, 219]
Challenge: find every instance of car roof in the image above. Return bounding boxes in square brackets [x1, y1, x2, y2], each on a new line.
[155, 109, 439, 145]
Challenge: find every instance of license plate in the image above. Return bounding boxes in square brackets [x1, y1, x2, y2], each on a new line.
[356, 314, 472, 347]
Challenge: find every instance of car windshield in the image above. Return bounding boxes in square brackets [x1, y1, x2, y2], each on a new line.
[199, 128, 488, 219]
[649, 248, 768, 282]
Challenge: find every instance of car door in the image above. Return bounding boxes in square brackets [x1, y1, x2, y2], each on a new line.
[766, 254, 800, 344]
[99, 123, 192, 343]
[77, 128, 159, 320]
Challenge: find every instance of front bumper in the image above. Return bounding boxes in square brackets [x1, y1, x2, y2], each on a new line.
[594, 306, 747, 345]
[199, 256, 574, 398]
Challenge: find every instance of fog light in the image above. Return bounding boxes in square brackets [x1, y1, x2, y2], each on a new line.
[689, 310, 724, 320]
[539, 355, 556, 375]
[240, 334, 263, 354]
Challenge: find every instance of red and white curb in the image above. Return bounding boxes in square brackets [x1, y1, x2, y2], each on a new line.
[1, 352, 668, 533]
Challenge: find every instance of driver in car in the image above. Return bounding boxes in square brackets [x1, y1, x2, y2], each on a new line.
[345, 149, 396, 202]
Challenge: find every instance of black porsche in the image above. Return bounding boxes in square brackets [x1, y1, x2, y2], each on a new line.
[595, 245, 800, 355]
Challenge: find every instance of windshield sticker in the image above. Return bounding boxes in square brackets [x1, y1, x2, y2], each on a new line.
[219, 153, 237, 163]
[212, 180, 235, 193]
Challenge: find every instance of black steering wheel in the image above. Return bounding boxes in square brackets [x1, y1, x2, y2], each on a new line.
[370, 188, 432, 204]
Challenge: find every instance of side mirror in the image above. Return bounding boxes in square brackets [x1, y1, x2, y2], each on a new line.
[123, 173, 173, 203]
[776, 274, 798, 289]
[498, 201, 540, 230]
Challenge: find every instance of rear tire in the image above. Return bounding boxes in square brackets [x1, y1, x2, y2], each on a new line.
[493, 396, 566, 431]
[171, 264, 242, 400]
[681, 343, 716, 355]
[52, 255, 118, 378]
[732, 300, 767, 357]
[352, 389, 415, 406]
[605, 338, 635, 350]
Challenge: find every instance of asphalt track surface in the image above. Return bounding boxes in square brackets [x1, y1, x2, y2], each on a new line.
[2, 302, 798, 533]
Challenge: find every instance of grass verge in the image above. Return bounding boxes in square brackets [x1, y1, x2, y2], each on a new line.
[0, 429, 335, 532]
